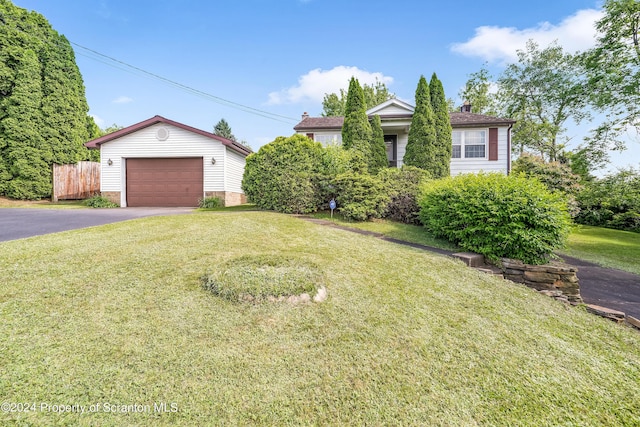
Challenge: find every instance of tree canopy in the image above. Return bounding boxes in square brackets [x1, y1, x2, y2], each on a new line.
[0, 0, 95, 199]
[213, 118, 237, 141]
[322, 80, 394, 117]
[586, 0, 640, 154]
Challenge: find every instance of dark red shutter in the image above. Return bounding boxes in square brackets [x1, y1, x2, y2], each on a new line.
[488, 128, 498, 161]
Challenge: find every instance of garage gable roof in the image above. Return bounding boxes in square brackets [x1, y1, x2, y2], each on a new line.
[84, 115, 252, 157]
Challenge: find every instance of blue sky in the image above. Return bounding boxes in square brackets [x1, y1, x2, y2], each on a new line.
[11, 0, 638, 172]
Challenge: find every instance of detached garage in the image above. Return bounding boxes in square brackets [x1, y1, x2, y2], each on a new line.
[85, 116, 252, 207]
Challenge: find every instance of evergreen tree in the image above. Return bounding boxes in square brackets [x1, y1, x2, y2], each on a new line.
[1, 49, 50, 199]
[404, 76, 437, 172]
[369, 115, 388, 173]
[430, 73, 452, 178]
[341, 77, 372, 170]
[213, 118, 237, 141]
[0, 1, 94, 199]
[41, 33, 91, 165]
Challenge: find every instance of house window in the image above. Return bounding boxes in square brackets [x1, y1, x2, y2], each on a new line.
[314, 134, 343, 145]
[451, 130, 486, 159]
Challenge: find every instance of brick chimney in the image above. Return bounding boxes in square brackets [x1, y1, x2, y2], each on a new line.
[460, 101, 472, 113]
[301, 112, 309, 120]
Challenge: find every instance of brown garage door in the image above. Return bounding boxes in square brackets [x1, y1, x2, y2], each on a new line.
[126, 158, 203, 207]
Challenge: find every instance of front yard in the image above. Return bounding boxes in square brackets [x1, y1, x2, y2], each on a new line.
[1, 212, 639, 425]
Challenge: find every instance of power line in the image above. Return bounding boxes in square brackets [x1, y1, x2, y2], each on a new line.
[1, 16, 299, 124]
[70, 42, 299, 124]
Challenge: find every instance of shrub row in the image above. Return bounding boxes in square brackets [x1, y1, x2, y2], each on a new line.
[242, 134, 429, 221]
[418, 173, 571, 265]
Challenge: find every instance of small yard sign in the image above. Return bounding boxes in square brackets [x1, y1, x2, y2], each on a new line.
[329, 199, 336, 218]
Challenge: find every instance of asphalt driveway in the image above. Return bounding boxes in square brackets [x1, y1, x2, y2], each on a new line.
[0, 208, 193, 242]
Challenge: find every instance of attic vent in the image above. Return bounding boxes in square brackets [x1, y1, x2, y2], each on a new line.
[156, 127, 170, 141]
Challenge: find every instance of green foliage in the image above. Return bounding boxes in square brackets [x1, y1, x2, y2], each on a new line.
[333, 171, 388, 221]
[369, 115, 388, 174]
[429, 73, 452, 178]
[512, 153, 583, 195]
[0, 1, 93, 199]
[404, 76, 437, 172]
[585, 0, 640, 151]
[242, 134, 325, 214]
[458, 65, 499, 115]
[322, 79, 394, 117]
[341, 77, 372, 161]
[419, 173, 571, 264]
[497, 41, 590, 161]
[378, 166, 431, 225]
[198, 196, 224, 209]
[213, 118, 236, 141]
[575, 168, 640, 232]
[83, 195, 119, 208]
[201, 254, 323, 303]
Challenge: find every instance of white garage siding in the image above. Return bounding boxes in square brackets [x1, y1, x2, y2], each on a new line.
[225, 149, 246, 194]
[100, 123, 227, 199]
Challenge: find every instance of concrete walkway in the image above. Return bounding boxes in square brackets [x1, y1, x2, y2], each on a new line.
[301, 217, 640, 322]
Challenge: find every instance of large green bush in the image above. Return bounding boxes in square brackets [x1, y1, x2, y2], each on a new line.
[575, 168, 640, 232]
[333, 171, 388, 221]
[378, 166, 431, 224]
[419, 173, 571, 264]
[242, 134, 325, 214]
[512, 153, 583, 217]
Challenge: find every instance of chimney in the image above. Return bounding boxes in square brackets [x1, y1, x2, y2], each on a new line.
[460, 101, 472, 113]
[302, 112, 309, 120]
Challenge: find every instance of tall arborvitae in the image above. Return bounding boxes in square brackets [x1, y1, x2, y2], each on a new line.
[369, 114, 388, 173]
[404, 75, 437, 172]
[41, 33, 91, 165]
[2, 49, 51, 199]
[429, 73, 452, 178]
[0, 1, 92, 199]
[341, 77, 372, 171]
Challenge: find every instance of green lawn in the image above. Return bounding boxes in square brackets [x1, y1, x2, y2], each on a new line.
[1, 212, 639, 426]
[0, 196, 85, 209]
[558, 224, 640, 275]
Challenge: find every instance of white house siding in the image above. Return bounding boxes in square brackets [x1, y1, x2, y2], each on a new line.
[395, 133, 409, 167]
[450, 127, 509, 176]
[100, 123, 227, 205]
[225, 149, 246, 193]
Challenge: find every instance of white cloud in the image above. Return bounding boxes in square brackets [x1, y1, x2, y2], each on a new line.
[267, 66, 394, 105]
[112, 96, 133, 104]
[451, 8, 603, 63]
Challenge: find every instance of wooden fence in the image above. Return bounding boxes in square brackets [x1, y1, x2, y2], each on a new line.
[52, 161, 100, 202]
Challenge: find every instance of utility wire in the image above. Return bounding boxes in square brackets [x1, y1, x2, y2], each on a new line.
[1, 17, 299, 124]
[70, 42, 299, 124]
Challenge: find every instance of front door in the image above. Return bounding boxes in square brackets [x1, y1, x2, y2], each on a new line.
[384, 135, 398, 167]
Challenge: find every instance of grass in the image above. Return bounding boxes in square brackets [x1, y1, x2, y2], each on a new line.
[0, 196, 85, 209]
[311, 211, 459, 251]
[1, 212, 639, 426]
[196, 203, 258, 212]
[558, 224, 640, 275]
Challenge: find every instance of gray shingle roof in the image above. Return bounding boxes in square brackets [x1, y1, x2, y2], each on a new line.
[293, 112, 515, 131]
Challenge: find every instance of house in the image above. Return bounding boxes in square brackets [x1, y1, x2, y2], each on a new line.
[293, 99, 516, 175]
[85, 115, 251, 207]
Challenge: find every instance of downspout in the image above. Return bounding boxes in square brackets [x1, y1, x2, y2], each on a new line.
[507, 123, 513, 175]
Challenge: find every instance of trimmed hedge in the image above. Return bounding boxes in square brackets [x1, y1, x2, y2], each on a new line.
[242, 135, 325, 214]
[419, 173, 571, 264]
[378, 166, 431, 224]
[334, 171, 388, 221]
